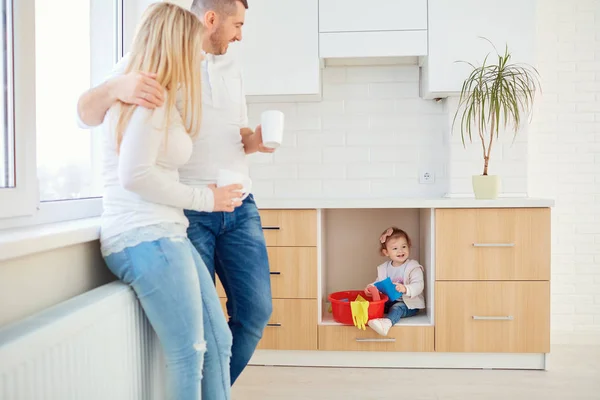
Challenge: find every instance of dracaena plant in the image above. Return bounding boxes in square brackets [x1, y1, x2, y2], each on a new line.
[452, 38, 541, 176]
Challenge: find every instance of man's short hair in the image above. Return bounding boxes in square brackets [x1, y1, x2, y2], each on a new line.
[191, 0, 248, 16]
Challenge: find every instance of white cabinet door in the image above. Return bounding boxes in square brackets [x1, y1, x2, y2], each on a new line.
[319, 0, 427, 32]
[239, 0, 320, 96]
[421, 0, 536, 98]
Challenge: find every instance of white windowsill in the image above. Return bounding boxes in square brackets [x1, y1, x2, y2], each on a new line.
[0, 217, 101, 262]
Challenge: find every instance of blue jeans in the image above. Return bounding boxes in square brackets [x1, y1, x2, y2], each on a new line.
[103, 234, 232, 400]
[384, 300, 419, 325]
[185, 194, 272, 384]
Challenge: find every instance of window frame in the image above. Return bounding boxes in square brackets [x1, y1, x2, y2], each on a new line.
[0, 0, 125, 230]
[0, 0, 37, 219]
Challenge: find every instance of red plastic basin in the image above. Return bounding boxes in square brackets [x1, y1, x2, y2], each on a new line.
[328, 290, 389, 325]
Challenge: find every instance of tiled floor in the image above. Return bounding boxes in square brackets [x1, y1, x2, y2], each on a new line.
[232, 345, 600, 400]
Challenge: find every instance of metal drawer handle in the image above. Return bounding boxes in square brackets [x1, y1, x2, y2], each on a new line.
[355, 338, 396, 343]
[270, 272, 281, 275]
[267, 323, 282, 327]
[472, 243, 515, 247]
[262, 226, 281, 230]
[472, 316, 514, 321]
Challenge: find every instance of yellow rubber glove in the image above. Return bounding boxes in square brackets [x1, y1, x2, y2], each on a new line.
[357, 295, 369, 330]
[350, 301, 361, 329]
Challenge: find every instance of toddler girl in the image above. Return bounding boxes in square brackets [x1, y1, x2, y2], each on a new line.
[364, 227, 425, 336]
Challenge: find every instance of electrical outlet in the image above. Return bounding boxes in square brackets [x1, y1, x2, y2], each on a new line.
[419, 171, 435, 184]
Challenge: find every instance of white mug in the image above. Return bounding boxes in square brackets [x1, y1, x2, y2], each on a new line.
[217, 169, 252, 201]
[260, 110, 285, 149]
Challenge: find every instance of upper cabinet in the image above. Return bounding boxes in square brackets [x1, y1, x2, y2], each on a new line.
[318, 0, 428, 59]
[420, 0, 537, 99]
[238, 0, 320, 97]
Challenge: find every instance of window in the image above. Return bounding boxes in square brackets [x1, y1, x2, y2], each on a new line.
[36, 0, 120, 202]
[0, 0, 121, 225]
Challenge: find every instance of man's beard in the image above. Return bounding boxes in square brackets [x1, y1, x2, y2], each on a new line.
[209, 25, 229, 55]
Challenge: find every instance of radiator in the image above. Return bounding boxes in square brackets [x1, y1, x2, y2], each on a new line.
[0, 281, 165, 400]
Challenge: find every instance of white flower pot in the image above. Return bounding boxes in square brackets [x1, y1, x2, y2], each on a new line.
[472, 175, 500, 199]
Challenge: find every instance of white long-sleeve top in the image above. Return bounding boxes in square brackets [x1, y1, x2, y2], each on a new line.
[80, 51, 251, 189]
[99, 97, 214, 246]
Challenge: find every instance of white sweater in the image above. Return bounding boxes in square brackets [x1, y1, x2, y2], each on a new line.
[99, 98, 214, 244]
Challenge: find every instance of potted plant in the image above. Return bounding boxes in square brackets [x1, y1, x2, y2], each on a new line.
[452, 39, 541, 199]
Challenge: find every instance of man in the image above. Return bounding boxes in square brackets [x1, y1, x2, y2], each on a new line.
[77, 0, 273, 384]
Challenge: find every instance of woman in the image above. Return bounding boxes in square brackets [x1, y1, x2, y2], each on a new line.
[99, 3, 241, 399]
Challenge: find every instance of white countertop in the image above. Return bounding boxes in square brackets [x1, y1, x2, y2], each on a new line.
[0, 196, 554, 262]
[253, 196, 555, 209]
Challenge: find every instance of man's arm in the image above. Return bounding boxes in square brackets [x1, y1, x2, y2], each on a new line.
[77, 65, 165, 128]
[241, 126, 275, 154]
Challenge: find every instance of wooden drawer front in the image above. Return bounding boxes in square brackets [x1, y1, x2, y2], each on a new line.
[259, 299, 317, 350]
[435, 281, 550, 353]
[219, 299, 317, 350]
[435, 208, 550, 280]
[268, 247, 317, 298]
[259, 209, 317, 247]
[216, 247, 317, 299]
[318, 325, 434, 352]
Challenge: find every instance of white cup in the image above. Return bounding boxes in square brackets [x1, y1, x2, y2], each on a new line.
[217, 169, 252, 201]
[260, 110, 285, 149]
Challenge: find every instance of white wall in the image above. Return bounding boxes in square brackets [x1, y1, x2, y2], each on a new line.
[246, 65, 451, 199]
[246, 62, 530, 199]
[244, 0, 600, 343]
[529, 0, 600, 344]
[0, 242, 115, 328]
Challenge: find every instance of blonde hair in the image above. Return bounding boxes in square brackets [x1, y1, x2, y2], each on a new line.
[115, 2, 204, 152]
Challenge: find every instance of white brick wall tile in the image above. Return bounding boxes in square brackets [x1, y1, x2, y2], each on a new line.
[371, 180, 445, 198]
[248, 103, 297, 117]
[323, 180, 372, 197]
[322, 115, 370, 130]
[346, 132, 398, 147]
[370, 147, 420, 163]
[297, 101, 345, 116]
[251, 180, 274, 197]
[273, 148, 321, 164]
[395, 163, 420, 179]
[296, 131, 346, 147]
[347, 163, 395, 179]
[249, 153, 274, 164]
[298, 164, 346, 179]
[284, 115, 321, 131]
[345, 100, 395, 115]
[323, 147, 370, 163]
[249, 164, 297, 180]
[273, 180, 322, 198]
[369, 82, 420, 99]
[396, 99, 445, 114]
[322, 83, 369, 100]
[279, 132, 297, 148]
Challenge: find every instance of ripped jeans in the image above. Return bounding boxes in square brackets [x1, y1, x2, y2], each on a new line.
[102, 225, 232, 400]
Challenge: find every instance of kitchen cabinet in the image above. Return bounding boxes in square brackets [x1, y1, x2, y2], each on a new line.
[217, 209, 319, 351]
[318, 0, 428, 59]
[319, 0, 427, 33]
[420, 0, 537, 99]
[242, 200, 553, 370]
[237, 0, 320, 97]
